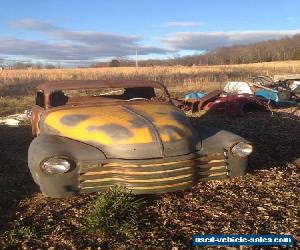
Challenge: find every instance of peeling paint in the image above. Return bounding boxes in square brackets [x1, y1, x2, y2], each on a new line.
[60, 115, 89, 126]
[88, 124, 134, 141]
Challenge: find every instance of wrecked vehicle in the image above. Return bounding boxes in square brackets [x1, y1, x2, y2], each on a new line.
[180, 89, 269, 116]
[180, 75, 299, 116]
[178, 90, 223, 113]
[203, 94, 269, 116]
[250, 75, 300, 106]
[28, 80, 253, 198]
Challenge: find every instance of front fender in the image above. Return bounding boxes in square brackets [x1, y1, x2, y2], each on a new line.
[28, 135, 106, 198]
[197, 126, 250, 177]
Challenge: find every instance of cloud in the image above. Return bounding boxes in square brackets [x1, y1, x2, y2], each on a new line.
[0, 19, 170, 64]
[164, 21, 202, 27]
[3, 19, 300, 65]
[161, 30, 300, 51]
[10, 19, 58, 31]
[0, 37, 168, 61]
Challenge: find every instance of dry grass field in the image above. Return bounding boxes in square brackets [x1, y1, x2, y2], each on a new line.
[1, 60, 300, 116]
[0, 61, 299, 249]
[1, 60, 300, 92]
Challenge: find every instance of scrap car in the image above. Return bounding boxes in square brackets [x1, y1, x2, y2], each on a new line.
[179, 88, 269, 116]
[250, 75, 300, 106]
[180, 75, 300, 115]
[28, 80, 253, 198]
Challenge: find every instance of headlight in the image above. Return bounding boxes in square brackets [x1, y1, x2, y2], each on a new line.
[41, 158, 71, 174]
[231, 142, 253, 157]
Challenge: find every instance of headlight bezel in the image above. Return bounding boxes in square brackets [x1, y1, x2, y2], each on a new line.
[230, 141, 253, 158]
[40, 156, 74, 174]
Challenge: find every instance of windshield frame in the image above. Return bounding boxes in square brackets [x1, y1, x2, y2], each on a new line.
[37, 80, 171, 109]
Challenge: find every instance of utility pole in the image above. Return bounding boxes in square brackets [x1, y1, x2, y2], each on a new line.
[135, 48, 138, 68]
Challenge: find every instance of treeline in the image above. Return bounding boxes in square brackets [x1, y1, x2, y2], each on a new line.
[177, 33, 300, 65]
[91, 34, 300, 67]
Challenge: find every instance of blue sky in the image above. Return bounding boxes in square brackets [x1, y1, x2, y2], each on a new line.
[0, 0, 299, 66]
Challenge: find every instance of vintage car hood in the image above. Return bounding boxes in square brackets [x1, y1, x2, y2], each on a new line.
[40, 103, 200, 159]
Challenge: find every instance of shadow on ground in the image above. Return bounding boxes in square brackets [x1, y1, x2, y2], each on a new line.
[190, 108, 300, 171]
[0, 125, 38, 229]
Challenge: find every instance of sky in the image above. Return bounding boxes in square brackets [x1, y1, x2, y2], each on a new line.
[0, 0, 299, 66]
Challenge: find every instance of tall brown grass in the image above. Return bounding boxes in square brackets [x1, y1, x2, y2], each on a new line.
[1, 60, 300, 96]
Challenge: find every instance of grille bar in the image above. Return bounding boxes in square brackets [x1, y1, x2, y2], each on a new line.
[81, 181, 193, 194]
[80, 167, 193, 181]
[81, 175, 193, 188]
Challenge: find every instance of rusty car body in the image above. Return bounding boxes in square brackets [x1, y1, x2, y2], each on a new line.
[28, 80, 253, 198]
[179, 90, 269, 116]
[203, 94, 270, 116]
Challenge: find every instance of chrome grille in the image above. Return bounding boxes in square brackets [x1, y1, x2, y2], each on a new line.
[79, 153, 228, 194]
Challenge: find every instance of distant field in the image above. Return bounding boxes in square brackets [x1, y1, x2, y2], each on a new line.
[0, 60, 300, 115]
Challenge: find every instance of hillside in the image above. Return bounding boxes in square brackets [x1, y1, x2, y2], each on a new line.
[184, 34, 300, 65]
[95, 34, 300, 67]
